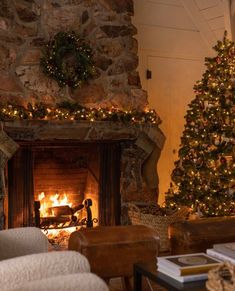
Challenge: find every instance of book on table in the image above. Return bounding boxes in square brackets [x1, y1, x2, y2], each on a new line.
[206, 248, 235, 264]
[213, 242, 235, 259]
[157, 253, 222, 282]
[157, 265, 208, 283]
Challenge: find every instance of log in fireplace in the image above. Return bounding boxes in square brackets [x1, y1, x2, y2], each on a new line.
[34, 198, 96, 230]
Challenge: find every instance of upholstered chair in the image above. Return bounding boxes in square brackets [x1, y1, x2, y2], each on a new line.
[0, 227, 108, 291]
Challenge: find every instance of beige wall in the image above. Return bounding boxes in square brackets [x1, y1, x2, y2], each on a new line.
[133, 0, 228, 204]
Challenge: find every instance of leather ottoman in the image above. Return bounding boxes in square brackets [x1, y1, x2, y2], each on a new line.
[169, 216, 235, 255]
[68, 225, 159, 282]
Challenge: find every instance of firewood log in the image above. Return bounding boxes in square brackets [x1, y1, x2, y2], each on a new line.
[40, 216, 71, 227]
[47, 204, 84, 217]
[47, 205, 73, 217]
[72, 204, 84, 214]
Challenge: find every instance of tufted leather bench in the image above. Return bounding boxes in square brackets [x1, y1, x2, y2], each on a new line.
[169, 216, 235, 255]
[68, 225, 159, 288]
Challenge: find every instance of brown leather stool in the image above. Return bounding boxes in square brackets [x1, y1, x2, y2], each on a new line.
[169, 216, 235, 255]
[68, 225, 159, 290]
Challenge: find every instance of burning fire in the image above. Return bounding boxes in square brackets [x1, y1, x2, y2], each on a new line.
[38, 192, 72, 217]
[38, 192, 78, 247]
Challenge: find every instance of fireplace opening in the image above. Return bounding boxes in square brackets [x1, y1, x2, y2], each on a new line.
[6, 141, 121, 245]
[33, 145, 99, 228]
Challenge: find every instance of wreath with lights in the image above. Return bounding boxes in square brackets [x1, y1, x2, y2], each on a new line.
[40, 31, 95, 88]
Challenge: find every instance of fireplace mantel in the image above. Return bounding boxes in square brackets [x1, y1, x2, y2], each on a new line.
[3, 120, 165, 195]
[2, 120, 165, 148]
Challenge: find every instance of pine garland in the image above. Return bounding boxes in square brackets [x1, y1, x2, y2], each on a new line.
[0, 102, 161, 125]
[40, 31, 95, 88]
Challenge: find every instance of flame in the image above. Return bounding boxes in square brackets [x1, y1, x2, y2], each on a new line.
[38, 192, 45, 200]
[38, 192, 78, 244]
[50, 193, 72, 208]
[38, 192, 72, 217]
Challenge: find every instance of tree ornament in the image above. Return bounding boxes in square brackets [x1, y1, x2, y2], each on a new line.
[221, 134, 230, 144]
[213, 135, 221, 146]
[220, 83, 225, 89]
[41, 31, 95, 88]
[206, 159, 215, 167]
[220, 157, 227, 164]
[229, 47, 235, 56]
[216, 56, 222, 64]
[228, 187, 234, 196]
[195, 158, 203, 169]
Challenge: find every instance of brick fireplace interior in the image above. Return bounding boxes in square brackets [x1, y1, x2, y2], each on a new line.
[7, 141, 121, 231]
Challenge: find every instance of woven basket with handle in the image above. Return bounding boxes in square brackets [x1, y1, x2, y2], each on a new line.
[127, 203, 189, 252]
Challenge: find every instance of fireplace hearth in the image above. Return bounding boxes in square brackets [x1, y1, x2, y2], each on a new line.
[0, 120, 165, 232]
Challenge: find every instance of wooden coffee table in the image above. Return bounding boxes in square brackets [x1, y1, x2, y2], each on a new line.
[134, 264, 207, 291]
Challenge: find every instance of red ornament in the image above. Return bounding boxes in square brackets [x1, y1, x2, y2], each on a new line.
[216, 56, 222, 64]
[220, 157, 227, 164]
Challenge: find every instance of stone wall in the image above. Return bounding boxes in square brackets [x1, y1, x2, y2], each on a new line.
[0, 0, 147, 110]
[0, 0, 165, 229]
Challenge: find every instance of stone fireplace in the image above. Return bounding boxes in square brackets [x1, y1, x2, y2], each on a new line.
[0, 0, 165, 232]
[1, 120, 164, 232]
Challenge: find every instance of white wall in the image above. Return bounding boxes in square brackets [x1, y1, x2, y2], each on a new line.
[133, 0, 229, 204]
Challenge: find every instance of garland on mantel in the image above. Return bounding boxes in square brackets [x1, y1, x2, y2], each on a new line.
[0, 102, 161, 125]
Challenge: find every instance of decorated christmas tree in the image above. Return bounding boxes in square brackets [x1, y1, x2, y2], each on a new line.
[165, 33, 235, 217]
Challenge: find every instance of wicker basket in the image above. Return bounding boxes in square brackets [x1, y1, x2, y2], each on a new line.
[206, 262, 235, 291]
[127, 203, 189, 252]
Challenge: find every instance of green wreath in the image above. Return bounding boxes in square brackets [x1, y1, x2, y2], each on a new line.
[41, 31, 95, 88]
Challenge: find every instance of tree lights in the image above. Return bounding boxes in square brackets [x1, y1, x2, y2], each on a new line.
[165, 33, 235, 217]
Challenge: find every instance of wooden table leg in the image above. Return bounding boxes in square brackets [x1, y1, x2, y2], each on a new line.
[122, 277, 133, 291]
[134, 265, 142, 291]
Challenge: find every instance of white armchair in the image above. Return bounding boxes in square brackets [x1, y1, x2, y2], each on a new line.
[0, 227, 108, 291]
[0, 227, 49, 260]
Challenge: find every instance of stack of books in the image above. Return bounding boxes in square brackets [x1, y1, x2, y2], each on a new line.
[157, 253, 222, 282]
[206, 242, 235, 264]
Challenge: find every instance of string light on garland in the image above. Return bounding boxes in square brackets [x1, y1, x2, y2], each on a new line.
[40, 31, 95, 88]
[0, 102, 161, 125]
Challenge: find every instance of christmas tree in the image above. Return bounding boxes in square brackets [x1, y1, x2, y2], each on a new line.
[165, 33, 235, 217]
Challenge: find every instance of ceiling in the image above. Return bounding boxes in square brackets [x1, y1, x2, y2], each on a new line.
[133, 0, 232, 57]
